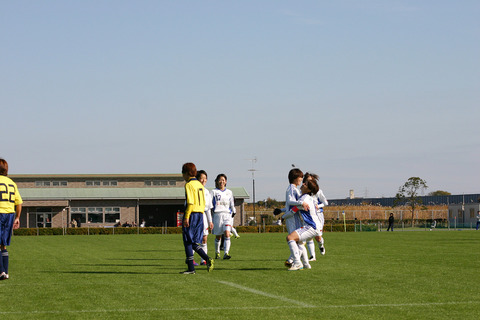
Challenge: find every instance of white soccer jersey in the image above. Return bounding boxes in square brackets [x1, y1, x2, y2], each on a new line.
[211, 188, 236, 215]
[296, 194, 322, 230]
[283, 184, 303, 233]
[313, 189, 328, 229]
[204, 188, 213, 224]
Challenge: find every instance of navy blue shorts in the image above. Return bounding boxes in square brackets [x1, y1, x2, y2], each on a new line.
[182, 212, 204, 245]
[0, 213, 15, 246]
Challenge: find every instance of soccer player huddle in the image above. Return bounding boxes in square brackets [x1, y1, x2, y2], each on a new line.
[181, 163, 328, 274]
[274, 168, 328, 271]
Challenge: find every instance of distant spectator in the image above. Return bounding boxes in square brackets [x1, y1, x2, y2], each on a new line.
[476, 211, 480, 231]
[71, 219, 77, 228]
[140, 219, 146, 228]
[430, 219, 437, 231]
[387, 213, 394, 232]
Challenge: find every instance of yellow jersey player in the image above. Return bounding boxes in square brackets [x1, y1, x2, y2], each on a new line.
[0, 158, 23, 280]
[180, 163, 214, 274]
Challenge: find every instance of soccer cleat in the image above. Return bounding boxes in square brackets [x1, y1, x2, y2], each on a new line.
[207, 258, 214, 272]
[234, 234, 240, 239]
[309, 256, 316, 262]
[304, 263, 312, 269]
[0, 272, 8, 280]
[193, 260, 199, 266]
[223, 254, 231, 260]
[320, 246, 326, 256]
[215, 253, 220, 259]
[284, 260, 293, 268]
[288, 263, 304, 271]
[200, 261, 207, 265]
[180, 270, 196, 275]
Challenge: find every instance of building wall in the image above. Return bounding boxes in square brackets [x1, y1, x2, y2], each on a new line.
[12, 174, 248, 228]
[448, 203, 480, 226]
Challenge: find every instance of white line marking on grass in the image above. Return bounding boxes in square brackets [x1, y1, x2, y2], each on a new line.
[0, 301, 477, 315]
[215, 280, 316, 308]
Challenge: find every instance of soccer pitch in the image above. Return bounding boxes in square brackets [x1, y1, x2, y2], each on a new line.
[1, 231, 479, 319]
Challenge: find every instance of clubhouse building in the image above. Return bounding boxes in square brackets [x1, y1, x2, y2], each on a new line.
[12, 174, 249, 229]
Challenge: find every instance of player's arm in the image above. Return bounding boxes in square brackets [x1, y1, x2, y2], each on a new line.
[286, 188, 303, 207]
[14, 203, 22, 229]
[183, 184, 194, 227]
[317, 190, 328, 207]
[229, 192, 236, 217]
[13, 186, 23, 229]
[287, 187, 310, 211]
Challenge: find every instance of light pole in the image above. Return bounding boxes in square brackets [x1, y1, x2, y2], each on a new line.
[247, 157, 258, 224]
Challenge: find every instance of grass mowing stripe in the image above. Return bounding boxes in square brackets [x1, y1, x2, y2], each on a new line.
[215, 280, 316, 308]
[0, 301, 476, 315]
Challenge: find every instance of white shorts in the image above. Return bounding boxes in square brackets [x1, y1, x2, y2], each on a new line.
[202, 213, 209, 236]
[212, 212, 232, 235]
[317, 211, 324, 236]
[295, 225, 321, 243]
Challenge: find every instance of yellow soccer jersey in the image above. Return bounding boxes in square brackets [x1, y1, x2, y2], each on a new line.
[0, 175, 23, 214]
[184, 178, 205, 220]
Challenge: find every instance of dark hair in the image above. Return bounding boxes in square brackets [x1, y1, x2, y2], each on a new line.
[181, 162, 197, 177]
[215, 174, 227, 189]
[303, 172, 319, 183]
[196, 170, 207, 180]
[0, 158, 8, 176]
[304, 179, 319, 195]
[288, 168, 303, 183]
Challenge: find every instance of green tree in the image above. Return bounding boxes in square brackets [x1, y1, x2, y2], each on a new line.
[394, 177, 428, 227]
[428, 190, 451, 196]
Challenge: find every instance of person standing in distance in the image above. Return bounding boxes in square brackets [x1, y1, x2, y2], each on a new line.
[0, 158, 23, 280]
[387, 213, 394, 232]
[476, 211, 480, 231]
[180, 163, 214, 274]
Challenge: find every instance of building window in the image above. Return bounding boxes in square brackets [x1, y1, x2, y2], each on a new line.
[72, 207, 121, 224]
[35, 181, 67, 187]
[88, 208, 103, 223]
[145, 180, 172, 186]
[102, 181, 118, 186]
[86, 180, 117, 187]
[105, 207, 120, 223]
[52, 181, 68, 187]
[71, 207, 87, 224]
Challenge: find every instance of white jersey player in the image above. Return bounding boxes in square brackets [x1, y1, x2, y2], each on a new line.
[281, 168, 311, 269]
[195, 170, 214, 265]
[304, 172, 327, 260]
[211, 174, 236, 260]
[285, 179, 322, 271]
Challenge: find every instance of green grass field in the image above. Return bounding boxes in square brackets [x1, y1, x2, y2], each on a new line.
[1, 231, 479, 319]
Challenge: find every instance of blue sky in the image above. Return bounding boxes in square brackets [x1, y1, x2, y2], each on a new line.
[1, 0, 479, 201]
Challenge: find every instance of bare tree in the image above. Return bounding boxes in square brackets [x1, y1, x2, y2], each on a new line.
[394, 177, 428, 227]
